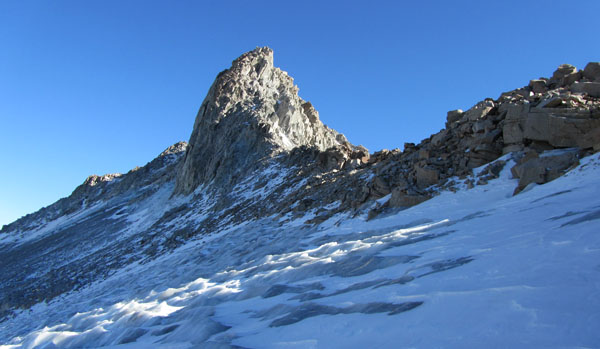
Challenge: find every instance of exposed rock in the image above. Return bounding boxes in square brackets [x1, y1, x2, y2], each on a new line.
[472, 119, 493, 133]
[479, 160, 506, 179]
[418, 149, 430, 160]
[539, 96, 565, 108]
[389, 188, 430, 208]
[174, 47, 353, 195]
[371, 176, 391, 197]
[446, 109, 463, 126]
[511, 149, 580, 194]
[583, 62, 600, 81]
[350, 145, 370, 163]
[551, 64, 578, 86]
[529, 79, 547, 94]
[523, 111, 600, 148]
[464, 100, 494, 121]
[582, 127, 600, 152]
[317, 147, 349, 171]
[431, 129, 448, 146]
[571, 82, 600, 98]
[415, 166, 439, 188]
[502, 104, 528, 144]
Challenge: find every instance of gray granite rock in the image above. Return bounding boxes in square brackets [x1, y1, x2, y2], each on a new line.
[174, 47, 351, 195]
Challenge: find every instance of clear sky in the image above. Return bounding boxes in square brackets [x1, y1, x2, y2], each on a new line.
[1, 0, 599, 228]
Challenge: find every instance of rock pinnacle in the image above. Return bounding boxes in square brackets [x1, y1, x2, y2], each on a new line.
[174, 47, 350, 195]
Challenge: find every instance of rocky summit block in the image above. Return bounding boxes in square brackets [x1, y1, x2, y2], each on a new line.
[174, 47, 353, 195]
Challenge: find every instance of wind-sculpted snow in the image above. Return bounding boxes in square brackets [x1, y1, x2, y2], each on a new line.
[2, 154, 600, 348]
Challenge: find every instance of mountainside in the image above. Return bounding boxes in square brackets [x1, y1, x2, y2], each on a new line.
[1, 48, 600, 348]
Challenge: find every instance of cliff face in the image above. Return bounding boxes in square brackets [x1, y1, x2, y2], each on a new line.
[174, 47, 350, 195]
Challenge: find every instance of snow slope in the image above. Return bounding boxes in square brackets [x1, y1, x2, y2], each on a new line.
[2, 153, 600, 348]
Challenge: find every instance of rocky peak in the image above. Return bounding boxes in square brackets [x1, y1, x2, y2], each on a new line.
[174, 47, 351, 195]
[159, 141, 188, 158]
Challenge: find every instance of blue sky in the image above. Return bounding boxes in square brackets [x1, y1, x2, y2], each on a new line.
[1, 0, 599, 227]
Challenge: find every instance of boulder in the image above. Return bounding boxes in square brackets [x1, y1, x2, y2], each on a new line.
[502, 144, 523, 154]
[317, 147, 348, 171]
[523, 111, 600, 148]
[431, 129, 449, 146]
[582, 127, 600, 150]
[344, 158, 362, 170]
[564, 71, 582, 86]
[415, 166, 439, 188]
[583, 62, 600, 81]
[571, 82, 600, 98]
[551, 64, 577, 86]
[371, 176, 391, 197]
[512, 150, 579, 194]
[501, 104, 529, 144]
[529, 79, 547, 94]
[389, 188, 430, 208]
[351, 145, 370, 163]
[464, 100, 494, 121]
[403, 143, 416, 152]
[472, 119, 493, 133]
[538, 97, 565, 108]
[446, 109, 464, 125]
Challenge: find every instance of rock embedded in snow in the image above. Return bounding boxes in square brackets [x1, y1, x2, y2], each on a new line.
[511, 149, 580, 194]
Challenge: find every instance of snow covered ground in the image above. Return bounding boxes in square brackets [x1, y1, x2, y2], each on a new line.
[2, 153, 600, 348]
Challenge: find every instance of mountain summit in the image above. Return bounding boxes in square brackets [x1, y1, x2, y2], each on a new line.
[175, 47, 350, 195]
[1, 52, 600, 347]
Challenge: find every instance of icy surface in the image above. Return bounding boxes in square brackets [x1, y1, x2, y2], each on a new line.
[2, 154, 600, 348]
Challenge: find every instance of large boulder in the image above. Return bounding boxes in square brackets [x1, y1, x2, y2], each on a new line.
[446, 109, 464, 126]
[317, 147, 349, 171]
[583, 62, 600, 81]
[551, 64, 579, 86]
[511, 150, 579, 194]
[529, 79, 548, 94]
[523, 110, 600, 148]
[571, 82, 600, 98]
[389, 188, 430, 208]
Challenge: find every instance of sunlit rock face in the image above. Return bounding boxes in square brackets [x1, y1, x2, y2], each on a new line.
[174, 47, 349, 195]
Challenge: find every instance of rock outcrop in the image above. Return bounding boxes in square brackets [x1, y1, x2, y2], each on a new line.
[174, 47, 352, 195]
[349, 61, 600, 213]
